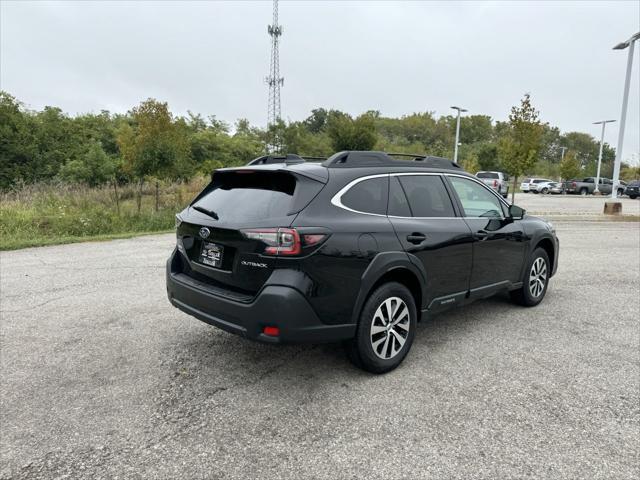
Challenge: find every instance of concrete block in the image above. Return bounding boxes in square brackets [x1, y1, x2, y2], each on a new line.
[604, 201, 622, 215]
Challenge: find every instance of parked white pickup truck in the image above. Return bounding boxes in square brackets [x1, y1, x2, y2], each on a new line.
[475, 171, 510, 198]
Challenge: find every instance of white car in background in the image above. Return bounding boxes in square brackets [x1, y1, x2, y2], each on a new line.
[521, 178, 554, 193]
[529, 180, 558, 194]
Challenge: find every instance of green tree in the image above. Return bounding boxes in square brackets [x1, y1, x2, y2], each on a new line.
[59, 142, 116, 186]
[559, 150, 581, 181]
[0, 91, 38, 189]
[461, 152, 481, 174]
[498, 94, 544, 202]
[117, 99, 192, 212]
[327, 112, 377, 151]
[475, 143, 500, 171]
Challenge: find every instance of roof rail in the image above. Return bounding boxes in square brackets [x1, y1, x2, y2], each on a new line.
[246, 154, 328, 166]
[247, 154, 305, 166]
[322, 151, 463, 171]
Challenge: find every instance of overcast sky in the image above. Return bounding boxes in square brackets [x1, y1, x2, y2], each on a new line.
[1, 0, 639, 162]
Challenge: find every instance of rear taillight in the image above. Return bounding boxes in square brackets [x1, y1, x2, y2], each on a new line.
[493, 179, 498, 187]
[571, 182, 577, 188]
[242, 228, 300, 255]
[242, 228, 328, 256]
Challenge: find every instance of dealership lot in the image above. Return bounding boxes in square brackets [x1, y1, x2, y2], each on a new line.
[1, 218, 639, 479]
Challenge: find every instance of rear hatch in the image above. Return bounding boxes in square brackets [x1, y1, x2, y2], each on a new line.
[174, 168, 325, 297]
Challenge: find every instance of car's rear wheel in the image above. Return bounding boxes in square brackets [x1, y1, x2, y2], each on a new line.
[510, 248, 550, 307]
[631, 195, 638, 199]
[541, 187, 549, 194]
[580, 188, 588, 196]
[346, 282, 417, 374]
[617, 189, 624, 196]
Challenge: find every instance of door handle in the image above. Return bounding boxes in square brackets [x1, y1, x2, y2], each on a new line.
[475, 229, 489, 240]
[406, 233, 427, 244]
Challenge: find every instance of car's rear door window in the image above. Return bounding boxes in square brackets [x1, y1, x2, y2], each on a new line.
[388, 177, 412, 217]
[394, 175, 455, 218]
[341, 176, 388, 215]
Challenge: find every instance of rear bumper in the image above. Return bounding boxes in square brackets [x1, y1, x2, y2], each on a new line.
[166, 250, 355, 344]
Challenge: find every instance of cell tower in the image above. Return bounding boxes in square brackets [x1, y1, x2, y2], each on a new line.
[265, 0, 284, 151]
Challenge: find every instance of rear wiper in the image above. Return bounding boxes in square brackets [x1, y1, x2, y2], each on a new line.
[192, 205, 219, 220]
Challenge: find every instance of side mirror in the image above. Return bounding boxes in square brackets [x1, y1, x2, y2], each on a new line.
[509, 204, 525, 220]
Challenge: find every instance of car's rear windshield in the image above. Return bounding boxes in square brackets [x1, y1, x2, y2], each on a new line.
[476, 172, 499, 179]
[193, 171, 296, 222]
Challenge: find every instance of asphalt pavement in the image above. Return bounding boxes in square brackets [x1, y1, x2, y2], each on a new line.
[512, 192, 640, 217]
[1, 221, 639, 479]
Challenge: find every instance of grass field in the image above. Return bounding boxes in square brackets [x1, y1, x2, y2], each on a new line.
[0, 179, 207, 250]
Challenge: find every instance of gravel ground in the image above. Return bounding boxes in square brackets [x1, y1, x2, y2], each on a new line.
[1, 221, 639, 479]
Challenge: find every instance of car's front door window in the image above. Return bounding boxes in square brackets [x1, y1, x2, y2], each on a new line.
[448, 177, 505, 218]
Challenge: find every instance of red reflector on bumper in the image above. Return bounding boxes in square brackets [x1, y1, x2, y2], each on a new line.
[263, 326, 280, 336]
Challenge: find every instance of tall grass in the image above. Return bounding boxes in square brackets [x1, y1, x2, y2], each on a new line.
[0, 179, 207, 250]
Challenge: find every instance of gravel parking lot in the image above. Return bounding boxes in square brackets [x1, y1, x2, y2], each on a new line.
[1, 220, 639, 479]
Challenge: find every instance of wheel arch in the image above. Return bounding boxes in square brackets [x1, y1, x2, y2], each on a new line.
[534, 236, 555, 276]
[351, 252, 426, 325]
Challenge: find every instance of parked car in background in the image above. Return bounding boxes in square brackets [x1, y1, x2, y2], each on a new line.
[475, 171, 510, 198]
[521, 178, 554, 193]
[548, 182, 564, 194]
[563, 177, 624, 196]
[624, 180, 640, 199]
[529, 180, 557, 194]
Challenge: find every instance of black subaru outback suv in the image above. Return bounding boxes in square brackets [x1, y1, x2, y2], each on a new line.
[167, 151, 559, 373]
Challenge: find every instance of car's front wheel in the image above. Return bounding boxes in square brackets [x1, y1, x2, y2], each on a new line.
[346, 282, 417, 373]
[510, 248, 550, 307]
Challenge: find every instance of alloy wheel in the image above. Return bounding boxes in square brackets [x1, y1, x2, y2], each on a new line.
[529, 257, 547, 298]
[370, 297, 410, 360]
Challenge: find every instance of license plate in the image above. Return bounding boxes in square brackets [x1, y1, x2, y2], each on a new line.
[199, 242, 224, 268]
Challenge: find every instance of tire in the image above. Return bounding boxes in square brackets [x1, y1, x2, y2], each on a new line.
[580, 188, 588, 196]
[630, 195, 638, 199]
[345, 282, 417, 374]
[541, 188, 549, 194]
[510, 247, 550, 307]
[617, 189, 624, 196]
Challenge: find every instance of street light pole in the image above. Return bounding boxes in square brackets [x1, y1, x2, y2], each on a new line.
[593, 120, 616, 194]
[451, 106, 467, 164]
[560, 146, 567, 162]
[611, 32, 639, 199]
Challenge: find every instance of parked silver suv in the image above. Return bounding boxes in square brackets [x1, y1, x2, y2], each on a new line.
[476, 171, 510, 198]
